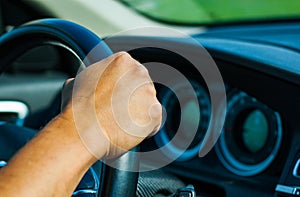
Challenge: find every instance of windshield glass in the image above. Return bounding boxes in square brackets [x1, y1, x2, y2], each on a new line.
[119, 0, 300, 25]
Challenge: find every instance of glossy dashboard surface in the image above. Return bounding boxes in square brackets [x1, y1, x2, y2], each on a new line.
[105, 22, 300, 196]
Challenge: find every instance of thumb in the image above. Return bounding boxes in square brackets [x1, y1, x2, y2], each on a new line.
[61, 78, 74, 111]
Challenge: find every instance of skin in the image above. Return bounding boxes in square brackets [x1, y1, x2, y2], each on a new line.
[0, 52, 162, 197]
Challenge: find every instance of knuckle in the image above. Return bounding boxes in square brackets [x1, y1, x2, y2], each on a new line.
[151, 102, 163, 119]
[133, 65, 150, 79]
[114, 51, 133, 64]
[139, 65, 150, 76]
[142, 83, 156, 96]
[149, 84, 157, 94]
[112, 52, 143, 73]
[115, 51, 131, 58]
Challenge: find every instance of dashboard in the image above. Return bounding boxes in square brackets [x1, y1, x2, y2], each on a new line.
[101, 24, 300, 196]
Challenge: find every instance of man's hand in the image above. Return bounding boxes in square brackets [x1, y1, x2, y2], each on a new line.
[0, 52, 162, 197]
[61, 51, 162, 159]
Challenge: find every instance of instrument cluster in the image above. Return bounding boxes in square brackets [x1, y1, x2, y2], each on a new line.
[154, 79, 283, 177]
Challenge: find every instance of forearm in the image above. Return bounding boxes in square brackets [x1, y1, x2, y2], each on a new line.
[0, 113, 99, 197]
[0, 52, 161, 197]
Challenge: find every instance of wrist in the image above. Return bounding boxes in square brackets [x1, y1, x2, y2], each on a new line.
[56, 106, 109, 161]
[47, 110, 99, 164]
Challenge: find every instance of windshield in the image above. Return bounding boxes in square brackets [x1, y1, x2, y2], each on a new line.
[119, 0, 300, 25]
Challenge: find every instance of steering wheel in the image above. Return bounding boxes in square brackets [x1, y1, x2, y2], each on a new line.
[0, 19, 138, 196]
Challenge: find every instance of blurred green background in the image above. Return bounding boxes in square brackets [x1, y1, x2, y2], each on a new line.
[121, 0, 300, 24]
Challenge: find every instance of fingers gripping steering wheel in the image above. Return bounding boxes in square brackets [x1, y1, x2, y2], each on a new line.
[0, 19, 138, 197]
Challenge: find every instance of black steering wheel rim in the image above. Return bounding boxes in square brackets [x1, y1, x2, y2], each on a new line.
[0, 18, 138, 197]
[0, 18, 112, 71]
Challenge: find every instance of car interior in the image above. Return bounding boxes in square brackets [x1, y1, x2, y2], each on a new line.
[0, 1, 300, 196]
